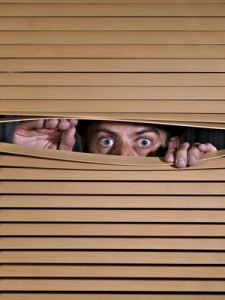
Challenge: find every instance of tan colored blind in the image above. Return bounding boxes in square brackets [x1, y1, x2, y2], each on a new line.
[0, 0, 225, 299]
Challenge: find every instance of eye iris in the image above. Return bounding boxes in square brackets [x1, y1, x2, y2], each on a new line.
[101, 137, 113, 147]
[140, 139, 150, 147]
[104, 138, 111, 145]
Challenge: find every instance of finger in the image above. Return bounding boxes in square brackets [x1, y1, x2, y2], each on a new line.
[165, 136, 180, 163]
[69, 119, 79, 127]
[58, 126, 76, 151]
[58, 119, 72, 131]
[198, 143, 217, 153]
[165, 148, 176, 163]
[58, 119, 78, 131]
[44, 119, 59, 129]
[17, 119, 45, 130]
[48, 144, 58, 150]
[187, 144, 201, 166]
[174, 142, 190, 168]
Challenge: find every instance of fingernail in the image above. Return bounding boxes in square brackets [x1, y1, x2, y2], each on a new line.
[188, 156, 197, 166]
[170, 136, 178, 141]
[176, 159, 186, 168]
[165, 154, 174, 162]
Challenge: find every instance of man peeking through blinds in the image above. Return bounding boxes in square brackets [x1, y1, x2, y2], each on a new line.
[12, 118, 217, 168]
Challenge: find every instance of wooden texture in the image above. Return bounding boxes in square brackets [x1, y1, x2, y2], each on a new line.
[0, 0, 225, 297]
[2, 31, 225, 44]
[1, 4, 225, 17]
[1, 195, 225, 209]
[1, 17, 225, 31]
[0, 279, 225, 292]
[1, 223, 225, 236]
[1, 73, 225, 86]
[0, 295, 225, 300]
[1, 251, 225, 265]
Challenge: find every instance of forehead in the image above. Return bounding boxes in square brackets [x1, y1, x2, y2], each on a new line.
[91, 121, 160, 133]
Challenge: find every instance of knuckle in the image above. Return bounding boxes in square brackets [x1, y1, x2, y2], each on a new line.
[178, 142, 190, 150]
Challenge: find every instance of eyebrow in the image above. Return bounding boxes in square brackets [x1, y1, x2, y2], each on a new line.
[133, 128, 160, 136]
[95, 127, 160, 137]
[95, 128, 120, 137]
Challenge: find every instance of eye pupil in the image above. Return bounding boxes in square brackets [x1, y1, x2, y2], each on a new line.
[99, 137, 114, 147]
[139, 139, 150, 147]
[104, 138, 111, 145]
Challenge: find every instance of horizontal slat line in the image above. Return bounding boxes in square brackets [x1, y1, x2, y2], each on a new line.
[1, 250, 225, 265]
[1, 181, 225, 195]
[2, 112, 225, 123]
[2, 168, 225, 181]
[0, 295, 224, 300]
[1, 100, 225, 113]
[1, 195, 225, 209]
[1, 155, 225, 170]
[2, 209, 225, 222]
[1, 119, 225, 130]
[3, 143, 224, 169]
[1, 4, 225, 17]
[1, 224, 225, 237]
[1, 17, 225, 31]
[2, 86, 225, 100]
[1, 31, 225, 44]
[0, 295, 225, 300]
[1, 237, 225, 250]
[0, 296, 225, 300]
[1, 73, 225, 86]
[2, 45, 225, 59]
[2, 265, 225, 278]
[1, 279, 225, 292]
[2, 59, 225, 72]
[1, 0, 225, 3]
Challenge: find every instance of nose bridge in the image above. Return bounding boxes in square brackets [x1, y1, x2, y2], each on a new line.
[118, 140, 136, 156]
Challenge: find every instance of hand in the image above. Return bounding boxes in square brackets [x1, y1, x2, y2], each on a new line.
[165, 137, 217, 168]
[13, 118, 78, 151]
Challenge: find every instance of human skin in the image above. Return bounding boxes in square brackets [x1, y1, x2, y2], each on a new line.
[12, 119, 217, 168]
[13, 119, 78, 151]
[83, 121, 168, 156]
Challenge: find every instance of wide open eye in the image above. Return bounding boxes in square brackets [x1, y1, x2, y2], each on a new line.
[137, 138, 152, 148]
[99, 137, 114, 148]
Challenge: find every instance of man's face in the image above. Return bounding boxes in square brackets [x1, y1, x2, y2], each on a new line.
[84, 121, 168, 156]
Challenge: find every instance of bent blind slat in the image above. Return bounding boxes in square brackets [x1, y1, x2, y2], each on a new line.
[0, 0, 225, 297]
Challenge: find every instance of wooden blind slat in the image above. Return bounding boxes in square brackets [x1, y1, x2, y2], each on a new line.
[1, 251, 225, 265]
[1, 279, 225, 292]
[2, 45, 225, 58]
[1, 195, 225, 209]
[1, 154, 224, 170]
[2, 295, 225, 300]
[2, 265, 225, 278]
[1, 4, 225, 17]
[2, 87, 225, 100]
[1, 31, 225, 44]
[1, 100, 224, 114]
[1, 224, 225, 237]
[2, 209, 225, 223]
[0, 295, 225, 300]
[1, 17, 225, 31]
[1, 73, 225, 86]
[1, 181, 225, 195]
[2, 113, 224, 123]
[2, 167, 225, 181]
[1, 0, 225, 3]
[1, 237, 225, 250]
[2, 59, 225, 72]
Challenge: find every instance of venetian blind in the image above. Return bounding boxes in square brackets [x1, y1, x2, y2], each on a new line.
[0, 0, 225, 299]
